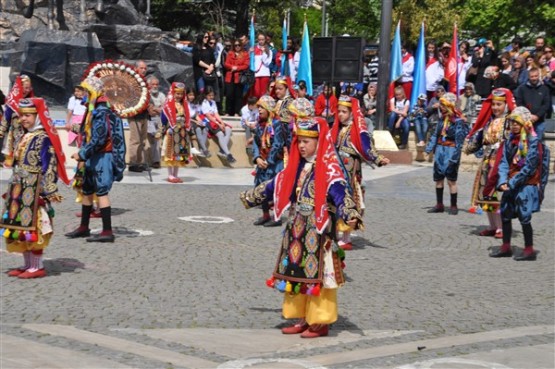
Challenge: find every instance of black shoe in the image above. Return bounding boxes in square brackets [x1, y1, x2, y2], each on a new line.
[489, 247, 513, 258]
[128, 165, 143, 173]
[264, 219, 283, 227]
[227, 154, 237, 163]
[398, 144, 407, 150]
[65, 228, 91, 238]
[427, 205, 445, 213]
[513, 252, 537, 261]
[448, 206, 459, 215]
[253, 217, 270, 226]
[86, 233, 115, 243]
[151, 162, 161, 169]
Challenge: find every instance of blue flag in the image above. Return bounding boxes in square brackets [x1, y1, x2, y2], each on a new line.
[249, 15, 255, 71]
[410, 22, 426, 110]
[390, 21, 402, 83]
[280, 17, 287, 76]
[297, 21, 313, 96]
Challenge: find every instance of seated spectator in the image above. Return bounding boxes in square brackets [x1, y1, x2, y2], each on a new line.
[388, 86, 410, 149]
[362, 82, 378, 133]
[426, 85, 445, 132]
[512, 56, 529, 86]
[409, 94, 429, 146]
[200, 86, 236, 163]
[535, 52, 551, 82]
[484, 65, 517, 93]
[187, 88, 210, 158]
[457, 82, 482, 126]
[240, 96, 259, 156]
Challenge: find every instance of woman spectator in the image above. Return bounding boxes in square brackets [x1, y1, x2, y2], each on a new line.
[192, 32, 217, 94]
[499, 52, 513, 76]
[224, 38, 249, 116]
[512, 56, 529, 86]
[535, 52, 551, 81]
[458, 41, 472, 95]
[525, 55, 537, 71]
[362, 82, 378, 132]
[187, 88, 210, 158]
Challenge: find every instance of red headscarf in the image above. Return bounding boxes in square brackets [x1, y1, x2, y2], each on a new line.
[162, 82, 190, 130]
[27, 98, 70, 185]
[467, 88, 515, 138]
[330, 96, 370, 160]
[273, 117, 345, 234]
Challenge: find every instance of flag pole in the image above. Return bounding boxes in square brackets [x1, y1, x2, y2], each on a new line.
[376, 0, 394, 131]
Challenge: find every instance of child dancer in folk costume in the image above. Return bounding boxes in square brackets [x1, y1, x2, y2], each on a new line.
[273, 77, 295, 150]
[251, 95, 286, 227]
[240, 117, 363, 338]
[0, 75, 34, 165]
[490, 107, 550, 260]
[65, 76, 126, 243]
[2, 98, 70, 278]
[331, 96, 389, 250]
[160, 82, 191, 183]
[425, 92, 468, 215]
[465, 88, 515, 239]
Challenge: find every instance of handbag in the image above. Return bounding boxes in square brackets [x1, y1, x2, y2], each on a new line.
[203, 70, 217, 82]
[239, 69, 255, 86]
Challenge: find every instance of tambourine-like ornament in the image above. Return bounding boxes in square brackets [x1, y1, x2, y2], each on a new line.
[83, 60, 149, 118]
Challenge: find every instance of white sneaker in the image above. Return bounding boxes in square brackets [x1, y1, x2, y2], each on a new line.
[190, 147, 204, 156]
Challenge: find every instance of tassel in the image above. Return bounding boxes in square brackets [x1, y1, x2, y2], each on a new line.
[285, 281, 292, 292]
[25, 231, 33, 242]
[3, 229, 11, 238]
[476, 207, 483, 215]
[30, 232, 39, 242]
[341, 261, 346, 269]
[294, 283, 300, 294]
[282, 257, 288, 267]
[337, 248, 346, 259]
[469, 206, 476, 214]
[0, 228, 4, 236]
[300, 284, 308, 294]
[15, 214, 21, 222]
[307, 285, 313, 295]
[12, 230, 19, 239]
[18, 231, 26, 241]
[265, 277, 275, 288]
[312, 284, 321, 296]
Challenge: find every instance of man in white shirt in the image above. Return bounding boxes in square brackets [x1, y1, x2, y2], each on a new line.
[400, 44, 414, 104]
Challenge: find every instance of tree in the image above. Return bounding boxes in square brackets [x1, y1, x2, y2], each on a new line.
[327, 0, 382, 39]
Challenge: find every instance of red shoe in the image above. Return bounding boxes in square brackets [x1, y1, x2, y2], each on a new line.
[494, 231, 503, 239]
[90, 210, 102, 218]
[339, 242, 353, 251]
[7, 268, 26, 277]
[18, 269, 46, 279]
[479, 229, 497, 237]
[175, 177, 184, 183]
[281, 320, 309, 334]
[300, 324, 329, 338]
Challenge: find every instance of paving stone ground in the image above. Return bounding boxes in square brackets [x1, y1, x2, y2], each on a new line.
[1, 164, 554, 369]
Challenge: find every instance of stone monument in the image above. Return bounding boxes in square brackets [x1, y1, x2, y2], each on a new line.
[0, 0, 192, 106]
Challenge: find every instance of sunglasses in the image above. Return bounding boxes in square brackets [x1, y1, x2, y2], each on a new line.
[234, 44, 241, 47]
[209, 42, 215, 45]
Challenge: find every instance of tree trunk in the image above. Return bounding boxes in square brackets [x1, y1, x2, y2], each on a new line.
[234, 0, 249, 37]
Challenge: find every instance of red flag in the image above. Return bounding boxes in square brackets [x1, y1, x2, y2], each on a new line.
[446, 24, 459, 95]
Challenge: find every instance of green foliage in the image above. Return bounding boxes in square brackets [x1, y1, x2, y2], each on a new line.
[327, 0, 382, 39]
[148, 0, 553, 48]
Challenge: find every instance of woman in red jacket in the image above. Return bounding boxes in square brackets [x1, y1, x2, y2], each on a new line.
[224, 39, 250, 116]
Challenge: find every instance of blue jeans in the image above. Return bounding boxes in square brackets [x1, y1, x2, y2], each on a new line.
[413, 116, 428, 142]
[388, 113, 409, 146]
[534, 121, 545, 140]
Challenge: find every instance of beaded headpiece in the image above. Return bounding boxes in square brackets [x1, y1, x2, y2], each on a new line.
[288, 97, 314, 118]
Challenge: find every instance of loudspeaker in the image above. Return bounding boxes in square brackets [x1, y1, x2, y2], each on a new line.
[312, 37, 364, 83]
[312, 37, 333, 83]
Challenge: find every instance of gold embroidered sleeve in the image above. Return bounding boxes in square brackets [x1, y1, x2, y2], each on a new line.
[240, 181, 271, 209]
[41, 144, 59, 198]
[0, 114, 9, 137]
[338, 187, 364, 230]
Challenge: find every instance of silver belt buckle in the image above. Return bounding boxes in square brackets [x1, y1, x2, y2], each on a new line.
[298, 202, 313, 216]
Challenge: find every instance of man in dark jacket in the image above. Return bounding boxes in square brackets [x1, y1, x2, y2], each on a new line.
[484, 66, 517, 94]
[514, 68, 551, 139]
